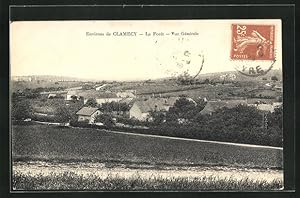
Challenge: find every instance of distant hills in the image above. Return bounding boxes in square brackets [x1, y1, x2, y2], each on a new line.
[12, 69, 282, 83]
[11, 75, 93, 82]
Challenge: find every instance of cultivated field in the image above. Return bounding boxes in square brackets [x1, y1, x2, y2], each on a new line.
[12, 123, 283, 190]
[12, 123, 283, 168]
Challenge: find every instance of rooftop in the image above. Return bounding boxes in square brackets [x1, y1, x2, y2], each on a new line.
[200, 100, 247, 115]
[76, 107, 99, 116]
[132, 97, 181, 113]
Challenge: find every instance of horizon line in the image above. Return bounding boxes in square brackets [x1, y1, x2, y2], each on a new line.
[11, 68, 282, 82]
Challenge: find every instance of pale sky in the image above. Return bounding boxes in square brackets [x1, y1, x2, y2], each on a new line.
[10, 19, 282, 81]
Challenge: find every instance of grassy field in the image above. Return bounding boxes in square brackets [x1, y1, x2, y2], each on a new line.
[12, 170, 282, 191]
[109, 80, 279, 101]
[12, 124, 283, 169]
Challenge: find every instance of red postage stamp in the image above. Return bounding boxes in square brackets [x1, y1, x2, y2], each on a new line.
[231, 24, 275, 60]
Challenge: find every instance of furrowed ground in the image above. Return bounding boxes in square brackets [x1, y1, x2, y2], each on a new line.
[12, 123, 282, 169]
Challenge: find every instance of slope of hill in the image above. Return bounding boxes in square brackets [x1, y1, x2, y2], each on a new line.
[154, 69, 282, 84]
[196, 69, 282, 82]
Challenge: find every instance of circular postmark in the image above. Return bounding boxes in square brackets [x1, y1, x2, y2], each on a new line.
[155, 37, 205, 80]
[233, 56, 276, 77]
[167, 49, 205, 79]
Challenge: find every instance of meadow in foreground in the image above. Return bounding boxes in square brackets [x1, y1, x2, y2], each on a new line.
[12, 124, 283, 169]
[12, 171, 283, 191]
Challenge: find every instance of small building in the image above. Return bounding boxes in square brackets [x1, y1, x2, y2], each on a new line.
[76, 107, 101, 124]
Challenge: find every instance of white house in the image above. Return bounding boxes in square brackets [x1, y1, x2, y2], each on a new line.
[76, 107, 101, 124]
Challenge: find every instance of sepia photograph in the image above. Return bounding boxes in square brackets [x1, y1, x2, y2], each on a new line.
[10, 19, 284, 191]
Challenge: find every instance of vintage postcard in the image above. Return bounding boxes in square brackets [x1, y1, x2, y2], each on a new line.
[10, 19, 283, 191]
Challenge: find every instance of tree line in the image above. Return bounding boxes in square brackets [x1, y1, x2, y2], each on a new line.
[115, 98, 283, 147]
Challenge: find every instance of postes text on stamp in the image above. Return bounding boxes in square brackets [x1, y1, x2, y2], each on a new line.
[231, 24, 275, 60]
